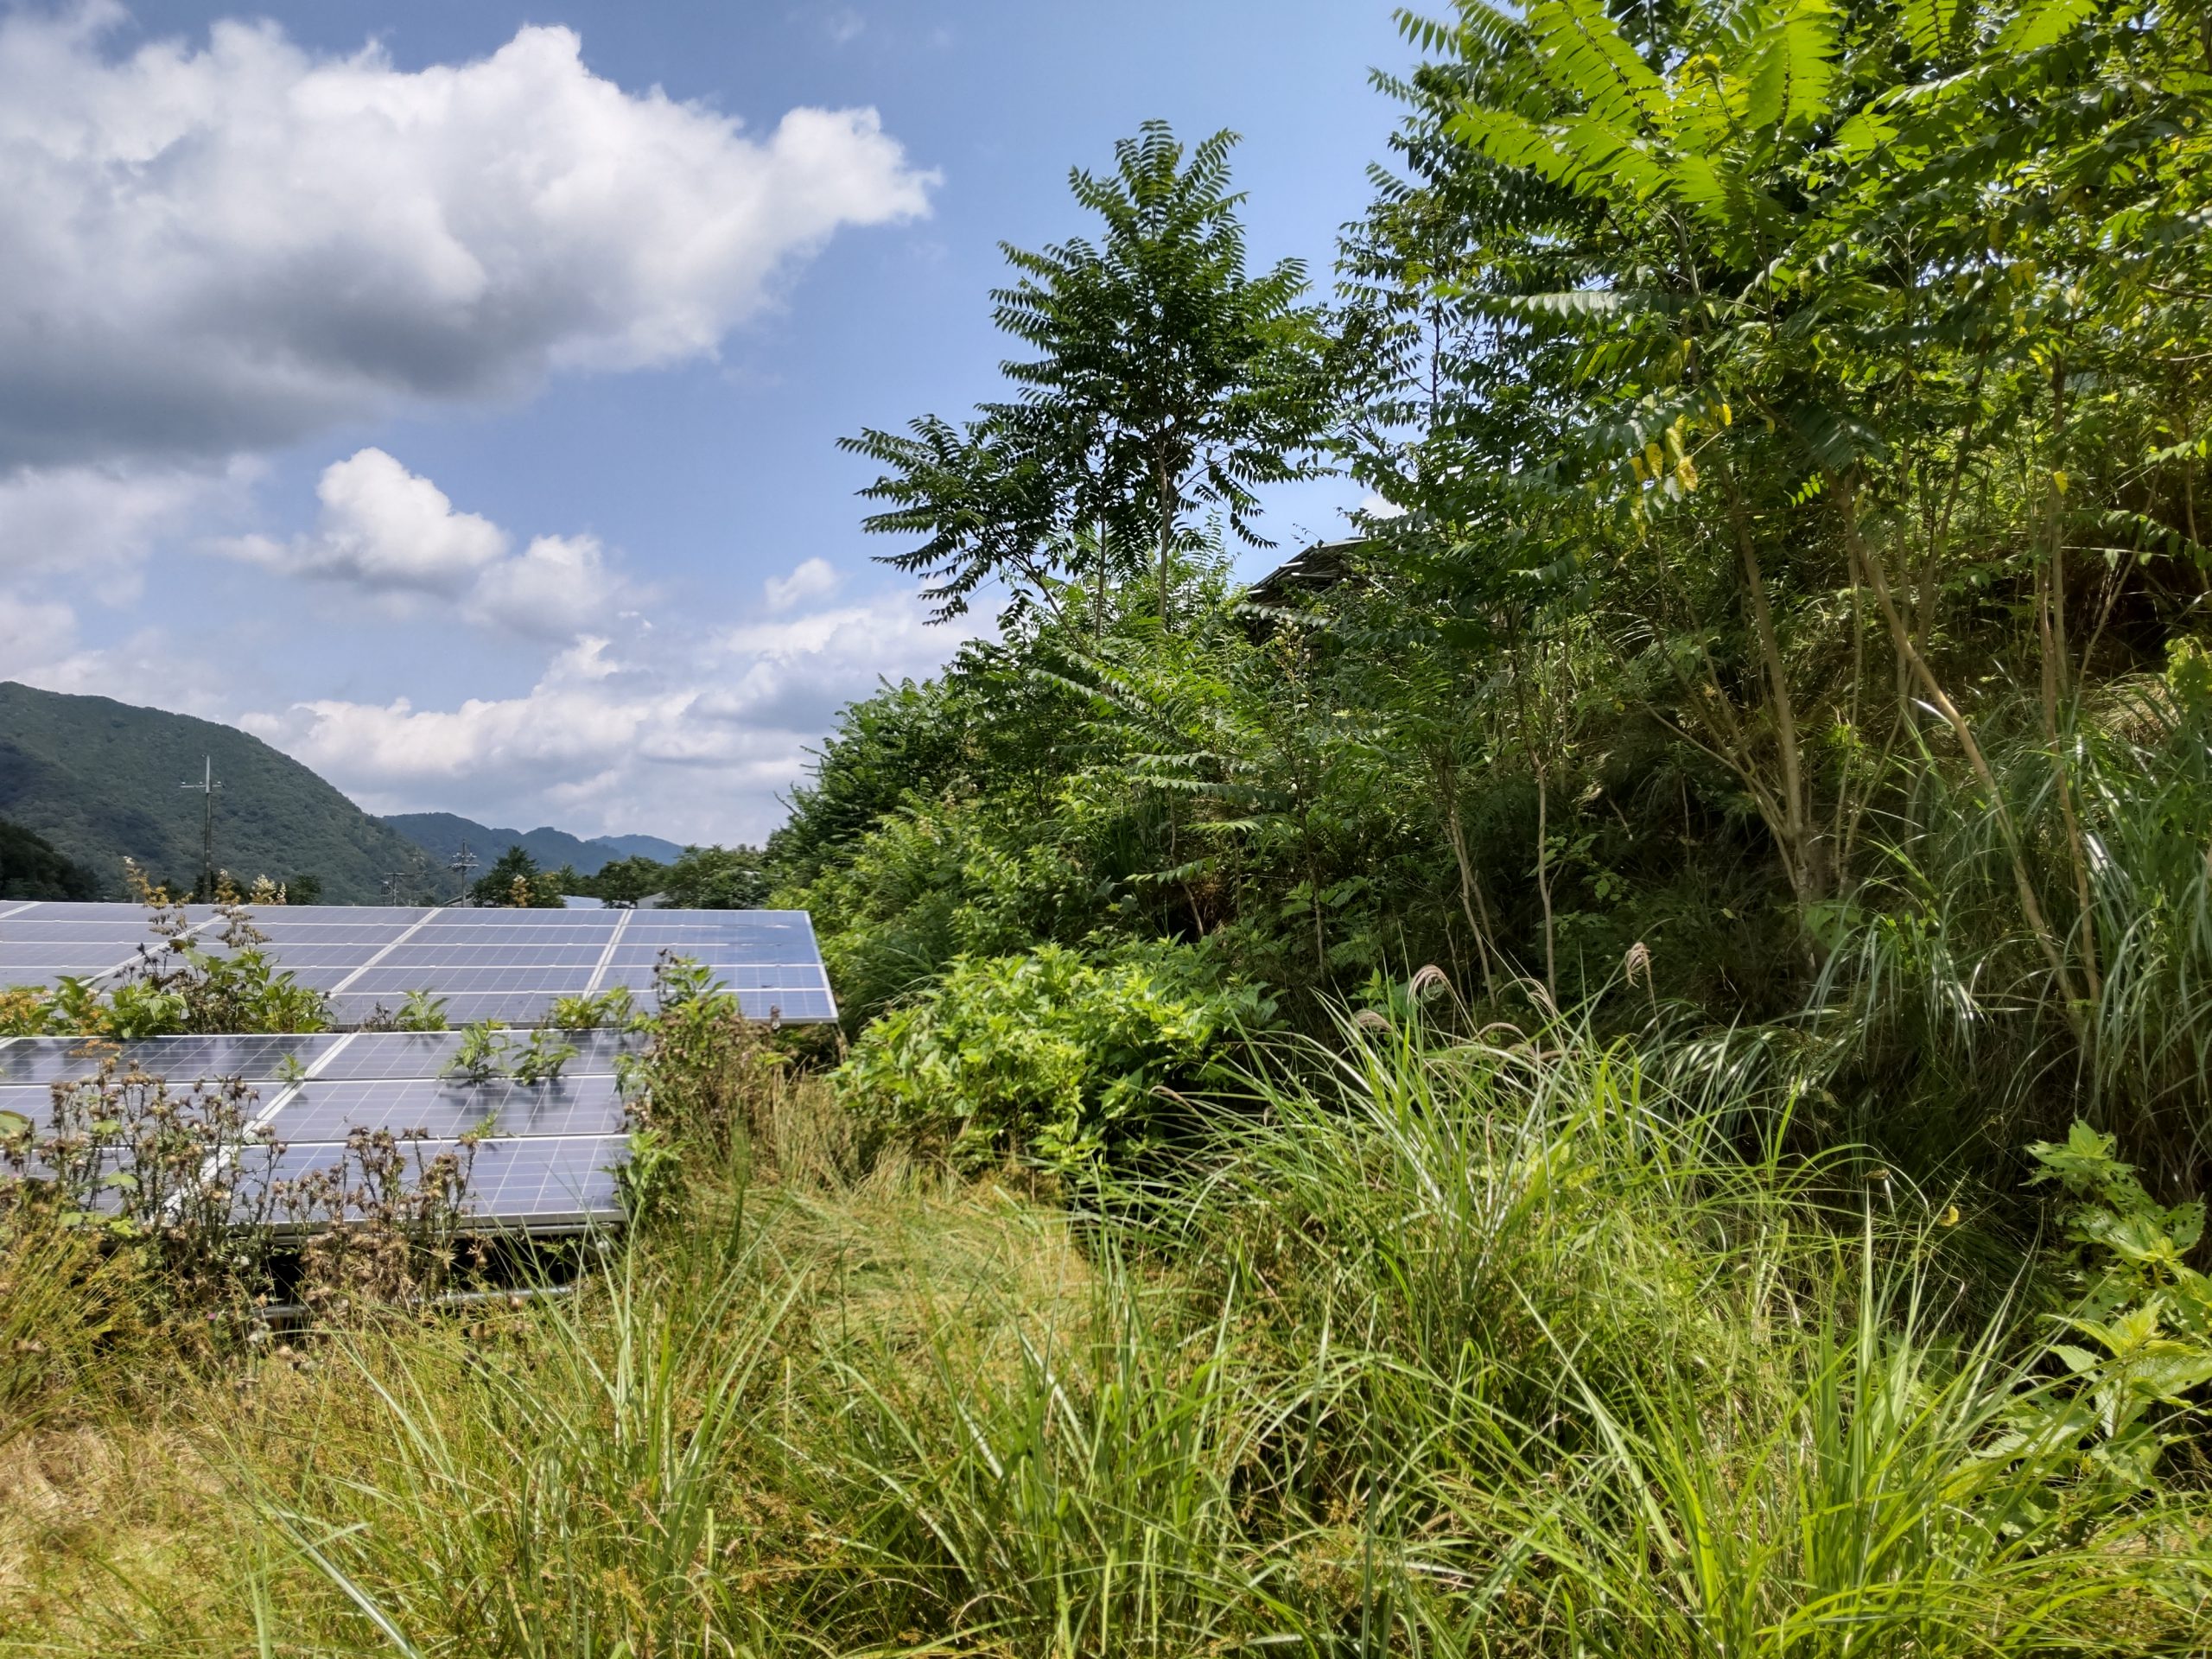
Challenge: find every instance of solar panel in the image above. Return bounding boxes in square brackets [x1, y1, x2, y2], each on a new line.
[0, 1033, 331, 1087]
[255, 1134, 624, 1231]
[0, 1083, 48, 1124]
[0, 1029, 643, 1232]
[0, 903, 836, 1027]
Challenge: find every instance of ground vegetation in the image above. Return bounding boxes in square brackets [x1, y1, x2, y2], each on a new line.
[7, 1, 2212, 1649]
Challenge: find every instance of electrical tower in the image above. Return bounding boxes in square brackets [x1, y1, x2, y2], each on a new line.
[179, 756, 223, 899]
[448, 840, 480, 905]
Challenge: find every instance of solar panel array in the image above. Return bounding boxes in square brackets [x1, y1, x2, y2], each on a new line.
[0, 1030, 642, 1231]
[0, 902, 836, 1027]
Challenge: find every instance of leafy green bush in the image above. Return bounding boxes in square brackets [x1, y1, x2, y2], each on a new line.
[469, 844, 565, 907]
[835, 941, 1271, 1174]
[614, 955, 792, 1174]
[545, 985, 635, 1030]
[798, 796, 1106, 1027]
[442, 1021, 511, 1084]
[2017, 1122, 2212, 1494]
[512, 1029, 578, 1084]
[3, 953, 322, 1039]
[395, 988, 450, 1031]
[659, 844, 770, 909]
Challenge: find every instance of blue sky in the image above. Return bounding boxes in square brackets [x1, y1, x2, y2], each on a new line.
[0, 0, 1410, 843]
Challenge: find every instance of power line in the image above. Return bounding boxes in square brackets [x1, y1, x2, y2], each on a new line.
[179, 756, 223, 899]
[448, 840, 480, 906]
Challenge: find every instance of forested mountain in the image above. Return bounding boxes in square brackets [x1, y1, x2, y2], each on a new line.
[0, 683, 686, 905]
[0, 817, 99, 900]
[0, 681, 430, 902]
[380, 812, 683, 878]
[591, 833, 687, 863]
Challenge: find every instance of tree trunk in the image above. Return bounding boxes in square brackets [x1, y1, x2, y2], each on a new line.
[1440, 763, 1500, 1003]
[1723, 469, 1826, 925]
[1533, 743, 1556, 1006]
[1096, 512, 1107, 641]
[1513, 647, 1558, 1007]
[1156, 461, 1174, 632]
[2037, 361, 2101, 1013]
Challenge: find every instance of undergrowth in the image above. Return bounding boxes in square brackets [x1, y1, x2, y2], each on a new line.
[3, 998, 2206, 1656]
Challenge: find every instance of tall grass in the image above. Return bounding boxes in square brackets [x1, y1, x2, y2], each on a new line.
[1814, 683, 2212, 1192]
[244, 1204, 803, 1657]
[4, 1023, 2206, 1655]
[0, 1217, 149, 1452]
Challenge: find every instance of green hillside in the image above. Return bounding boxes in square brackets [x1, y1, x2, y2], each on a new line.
[0, 818, 99, 900]
[381, 812, 683, 875]
[0, 681, 435, 903]
[592, 831, 685, 863]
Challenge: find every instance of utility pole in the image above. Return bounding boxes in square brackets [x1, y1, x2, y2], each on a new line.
[381, 870, 409, 905]
[179, 756, 222, 899]
[448, 841, 479, 906]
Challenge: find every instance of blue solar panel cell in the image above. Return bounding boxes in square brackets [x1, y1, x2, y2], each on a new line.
[265, 1077, 626, 1141]
[0, 1083, 49, 1125]
[0, 1031, 639, 1089]
[1, 902, 836, 1027]
[310, 1029, 641, 1079]
[263, 1134, 624, 1230]
[0, 1033, 330, 1087]
[3, 920, 152, 943]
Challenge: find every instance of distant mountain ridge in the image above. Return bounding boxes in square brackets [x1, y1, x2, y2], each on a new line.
[380, 813, 684, 877]
[0, 681, 434, 903]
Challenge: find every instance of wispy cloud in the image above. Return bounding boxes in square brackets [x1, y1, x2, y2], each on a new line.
[243, 588, 982, 842]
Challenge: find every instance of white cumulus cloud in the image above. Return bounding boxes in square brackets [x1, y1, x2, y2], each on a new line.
[226, 448, 632, 639]
[0, 590, 80, 664]
[0, 3, 938, 474]
[465, 535, 626, 638]
[762, 556, 841, 613]
[232, 448, 505, 594]
[0, 588, 236, 717]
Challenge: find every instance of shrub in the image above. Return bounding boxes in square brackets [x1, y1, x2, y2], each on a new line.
[512, 1029, 578, 1084]
[1, 1058, 492, 1338]
[798, 796, 1103, 1027]
[442, 1021, 511, 1084]
[0, 1062, 283, 1327]
[279, 1128, 483, 1313]
[395, 989, 451, 1031]
[0, 986, 45, 1035]
[6, 873, 329, 1037]
[545, 986, 635, 1030]
[617, 954, 786, 1165]
[835, 941, 1271, 1175]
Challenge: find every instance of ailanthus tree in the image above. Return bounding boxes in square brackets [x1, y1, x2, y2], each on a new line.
[847, 122, 1339, 632]
[1355, 0, 2212, 990]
